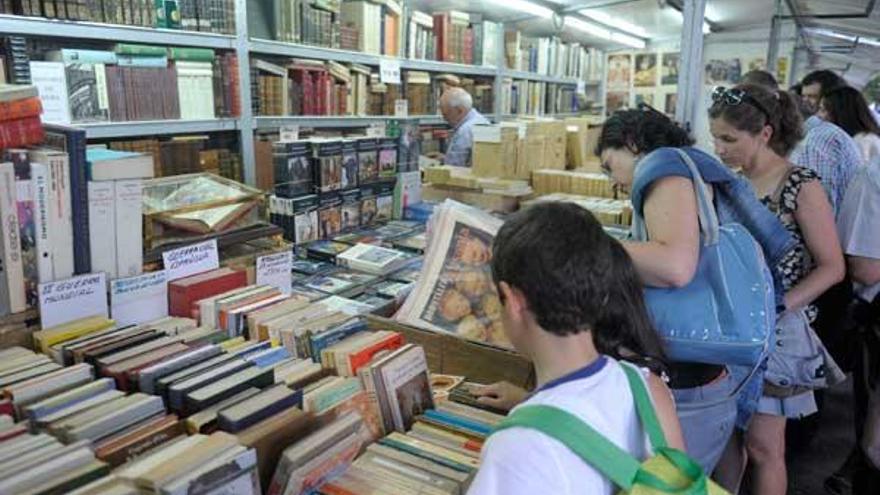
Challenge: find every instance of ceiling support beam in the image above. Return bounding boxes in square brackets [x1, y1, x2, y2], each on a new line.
[767, 0, 783, 77]
[675, 0, 706, 130]
[777, 0, 877, 20]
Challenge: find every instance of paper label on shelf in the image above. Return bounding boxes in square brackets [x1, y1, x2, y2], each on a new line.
[279, 125, 299, 142]
[39, 273, 108, 329]
[367, 123, 387, 137]
[110, 271, 168, 327]
[256, 251, 293, 295]
[394, 99, 409, 117]
[162, 239, 220, 281]
[577, 81, 586, 94]
[379, 59, 401, 85]
[473, 125, 502, 143]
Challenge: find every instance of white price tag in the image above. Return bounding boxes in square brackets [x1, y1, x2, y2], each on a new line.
[379, 59, 401, 85]
[577, 80, 586, 94]
[256, 251, 293, 295]
[111, 271, 168, 327]
[366, 123, 387, 138]
[39, 273, 109, 329]
[279, 125, 300, 142]
[394, 99, 409, 117]
[162, 239, 220, 282]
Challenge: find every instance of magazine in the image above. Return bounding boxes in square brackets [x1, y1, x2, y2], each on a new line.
[396, 200, 511, 349]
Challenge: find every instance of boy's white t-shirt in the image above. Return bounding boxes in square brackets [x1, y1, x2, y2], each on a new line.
[467, 356, 651, 495]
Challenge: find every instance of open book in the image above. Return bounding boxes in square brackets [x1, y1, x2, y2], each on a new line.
[396, 200, 511, 349]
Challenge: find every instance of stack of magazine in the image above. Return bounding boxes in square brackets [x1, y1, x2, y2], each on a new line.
[396, 200, 511, 349]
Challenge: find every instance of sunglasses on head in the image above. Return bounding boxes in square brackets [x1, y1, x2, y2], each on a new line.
[712, 86, 773, 124]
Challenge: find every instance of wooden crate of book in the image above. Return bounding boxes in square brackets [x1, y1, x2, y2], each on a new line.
[142, 173, 267, 250]
[366, 316, 535, 389]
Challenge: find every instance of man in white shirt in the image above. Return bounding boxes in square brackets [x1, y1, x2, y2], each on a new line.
[439, 87, 490, 167]
[467, 202, 684, 495]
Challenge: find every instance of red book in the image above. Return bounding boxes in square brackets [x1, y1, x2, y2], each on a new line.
[0, 117, 44, 149]
[464, 28, 474, 65]
[168, 268, 247, 317]
[433, 13, 449, 62]
[0, 399, 13, 418]
[347, 332, 405, 376]
[0, 97, 42, 122]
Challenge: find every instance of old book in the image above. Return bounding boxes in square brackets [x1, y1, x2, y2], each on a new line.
[28, 148, 75, 281]
[137, 344, 223, 395]
[166, 358, 250, 413]
[0, 162, 24, 314]
[168, 267, 247, 318]
[216, 384, 301, 433]
[58, 393, 165, 443]
[184, 387, 262, 434]
[130, 431, 240, 491]
[311, 138, 343, 194]
[23, 377, 116, 422]
[236, 404, 314, 492]
[184, 365, 274, 414]
[94, 414, 184, 467]
[103, 342, 191, 391]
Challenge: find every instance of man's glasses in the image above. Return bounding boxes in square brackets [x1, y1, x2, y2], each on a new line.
[711, 86, 773, 124]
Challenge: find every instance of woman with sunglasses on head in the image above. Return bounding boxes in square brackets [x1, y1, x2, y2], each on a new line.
[709, 83, 846, 495]
[819, 85, 880, 163]
[592, 105, 795, 478]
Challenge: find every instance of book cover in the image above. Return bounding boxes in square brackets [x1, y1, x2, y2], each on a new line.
[312, 139, 343, 194]
[340, 139, 359, 190]
[168, 268, 247, 318]
[356, 138, 379, 185]
[274, 141, 313, 198]
[87, 180, 118, 279]
[339, 189, 361, 233]
[318, 193, 343, 240]
[0, 163, 25, 314]
[29, 61, 72, 124]
[292, 195, 319, 245]
[28, 162, 53, 286]
[216, 385, 302, 433]
[65, 63, 109, 123]
[6, 151, 38, 308]
[42, 125, 90, 274]
[114, 179, 143, 278]
[377, 138, 398, 180]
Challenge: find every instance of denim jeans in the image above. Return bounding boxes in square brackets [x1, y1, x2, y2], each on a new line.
[672, 370, 738, 474]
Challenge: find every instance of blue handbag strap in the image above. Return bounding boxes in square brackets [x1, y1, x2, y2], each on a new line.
[672, 148, 720, 247]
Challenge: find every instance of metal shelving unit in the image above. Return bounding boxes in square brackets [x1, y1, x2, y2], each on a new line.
[81, 119, 239, 139]
[0, 14, 236, 49]
[2, 0, 605, 185]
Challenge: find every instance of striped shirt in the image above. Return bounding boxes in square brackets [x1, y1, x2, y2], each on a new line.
[444, 109, 490, 167]
[790, 115, 862, 214]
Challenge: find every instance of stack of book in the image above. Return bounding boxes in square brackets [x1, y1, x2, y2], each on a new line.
[0, 85, 43, 149]
[29, 45, 229, 125]
[531, 169, 616, 198]
[85, 148, 153, 280]
[109, 135, 243, 179]
[0, 36, 30, 85]
[0, 1, 236, 35]
[524, 193, 634, 227]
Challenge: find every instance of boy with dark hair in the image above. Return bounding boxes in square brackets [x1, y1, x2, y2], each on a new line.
[467, 202, 684, 495]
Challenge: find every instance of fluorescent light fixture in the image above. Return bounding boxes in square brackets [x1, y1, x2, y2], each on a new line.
[611, 32, 647, 49]
[579, 10, 649, 38]
[565, 16, 611, 39]
[489, 0, 554, 19]
[565, 16, 646, 49]
[703, 21, 711, 34]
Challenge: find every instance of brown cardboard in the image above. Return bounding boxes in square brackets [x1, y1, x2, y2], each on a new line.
[366, 315, 535, 389]
[421, 184, 526, 213]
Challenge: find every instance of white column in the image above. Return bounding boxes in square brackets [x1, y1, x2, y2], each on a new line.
[235, 0, 256, 186]
[675, 0, 707, 130]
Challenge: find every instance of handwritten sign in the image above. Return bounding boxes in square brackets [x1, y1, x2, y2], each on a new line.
[279, 125, 299, 142]
[162, 239, 219, 282]
[379, 59, 401, 85]
[256, 251, 293, 295]
[111, 271, 168, 327]
[394, 99, 409, 117]
[38, 273, 108, 329]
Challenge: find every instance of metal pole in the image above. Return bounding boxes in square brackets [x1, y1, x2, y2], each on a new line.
[767, 0, 783, 76]
[235, 0, 256, 186]
[675, 0, 707, 130]
[494, 22, 507, 120]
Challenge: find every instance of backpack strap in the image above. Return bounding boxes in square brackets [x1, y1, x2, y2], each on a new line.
[619, 363, 668, 451]
[492, 363, 681, 492]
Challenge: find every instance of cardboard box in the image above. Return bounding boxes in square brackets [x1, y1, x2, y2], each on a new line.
[366, 315, 535, 389]
[472, 125, 519, 179]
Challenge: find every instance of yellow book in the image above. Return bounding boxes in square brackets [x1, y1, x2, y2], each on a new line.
[219, 337, 247, 352]
[32, 316, 115, 353]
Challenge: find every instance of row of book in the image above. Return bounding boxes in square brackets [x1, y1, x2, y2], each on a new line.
[109, 135, 243, 181]
[28, 45, 239, 125]
[499, 78, 581, 116]
[0, 0, 236, 34]
[506, 31, 605, 80]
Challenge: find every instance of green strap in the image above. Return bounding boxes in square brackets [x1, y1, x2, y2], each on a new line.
[620, 363, 668, 451]
[495, 404, 642, 490]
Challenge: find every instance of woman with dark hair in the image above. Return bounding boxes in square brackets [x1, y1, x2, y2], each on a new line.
[820, 86, 880, 163]
[709, 83, 846, 494]
[468, 202, 685, 495]
[590, 106, 795, 478]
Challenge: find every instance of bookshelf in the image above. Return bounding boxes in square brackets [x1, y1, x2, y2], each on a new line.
[80, 118, 240, 139]
[0, 0, 606, 186]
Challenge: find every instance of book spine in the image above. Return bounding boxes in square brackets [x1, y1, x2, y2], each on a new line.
[10, 152, 38, 307]
[87, 180, 117, 279]
[0, 97, 42, 122]
[46, 153, 74, 279]
[67, 130, 91, 275]
[0, 117, 45, 149]
[31, 163, 55, 283]
[0, 164, 25, 313]
[114, 179, 143, 278]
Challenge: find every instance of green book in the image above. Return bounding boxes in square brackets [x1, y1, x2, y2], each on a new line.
[154, 0, 180, 29]
[168, 47, 216, 62]
[115, 43, 168, 56]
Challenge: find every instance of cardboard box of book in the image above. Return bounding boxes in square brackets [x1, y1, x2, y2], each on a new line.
[472, 125, 518, 179]
[365, 315, 535, 390]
